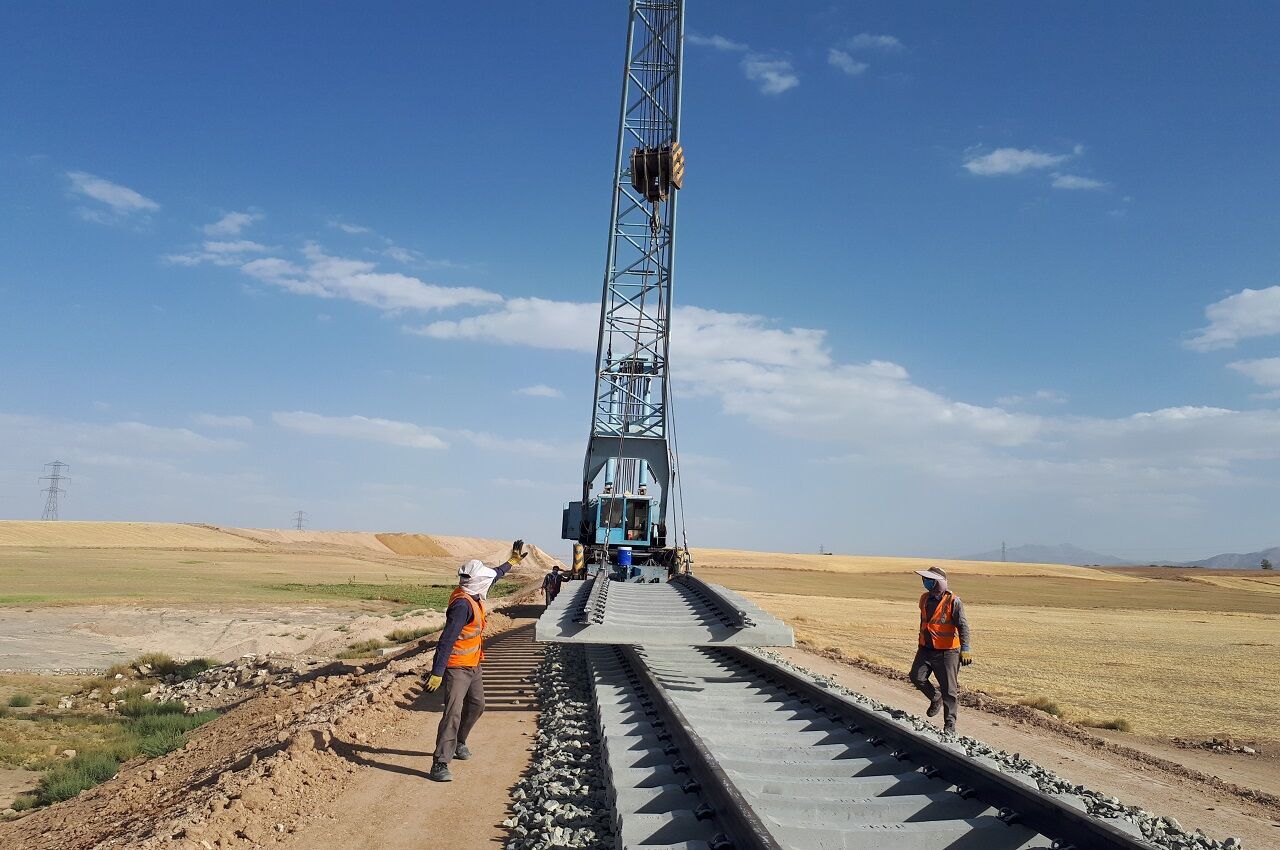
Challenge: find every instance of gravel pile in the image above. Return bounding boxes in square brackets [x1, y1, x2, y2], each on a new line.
[755, 649, 1244, 850]
[502, 644, 614, 850]
[147, 656, 325, 711]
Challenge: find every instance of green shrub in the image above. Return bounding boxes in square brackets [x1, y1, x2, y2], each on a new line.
[11, 794, 37, 811]
[1018, 696, 1063, 717]
[7, 694, 33, 708]
[173, 658, 217, 681]
[36, 751, 120, 804]
[107, 652, 208, 680]
[117, 699, 187, 718]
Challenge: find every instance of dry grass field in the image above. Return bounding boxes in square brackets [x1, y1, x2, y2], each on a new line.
[0, 521, 546, 606]
[697, 552, 1280, 741]
[0, 548, 460, 606]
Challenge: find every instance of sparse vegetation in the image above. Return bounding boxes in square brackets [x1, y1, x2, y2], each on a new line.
[272, 580, 518, 612]
[386, 626, 439, 644]
[35, 750, 122, 804]
[13, 703, 219, 806]
[11, 793, 37, 811]
[1079, 716, 1133, 732]
[105, 653, 216, 682]
[1018, 696, 1063, 717]
[7, 693, 33, 708]
[336, 638, 390, 659]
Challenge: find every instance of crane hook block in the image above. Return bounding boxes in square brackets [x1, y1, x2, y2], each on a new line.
[630, 142, 685, 202]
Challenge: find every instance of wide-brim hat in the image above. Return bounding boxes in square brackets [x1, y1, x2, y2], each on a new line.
[914, 568, 948, 582]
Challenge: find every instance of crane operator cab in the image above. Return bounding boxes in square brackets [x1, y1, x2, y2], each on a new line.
[562, 486, 668, 582]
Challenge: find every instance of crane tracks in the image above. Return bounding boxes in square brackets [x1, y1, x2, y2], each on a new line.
[587, 644, 1157, 850]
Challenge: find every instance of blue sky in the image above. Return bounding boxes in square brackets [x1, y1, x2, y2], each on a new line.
[2, 2, 1279, 561]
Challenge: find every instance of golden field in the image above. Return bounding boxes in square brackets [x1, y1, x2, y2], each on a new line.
[698, 553, 1280, 740]
[0, 521, 548, 606]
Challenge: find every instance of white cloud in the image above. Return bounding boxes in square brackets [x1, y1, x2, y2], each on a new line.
[383, 245, 420, 264]
[0, 413, 242, 466]
[165, 240, 271, 267]
[412, 297, 599, 349]
[196, 243, 501, 313]
[1051, 173, 1108, 191]
[846, 33, 903, 51]
[1185, 286, 1280, 351]
[687, 33, 748, 51]
[204, 211, 261, 237]
[328, 221, 374, 235]
[66, 171, 159, 221]
[419, 295, 1280, 497]
[1228, 357, 1280, 387]
[741, 55, 799, 95]
[270, 411, 566, 458]
[516, 384, 564, 398]
[996, 389, 1068, 407]
[827, 49, 868, 76]
[272, 411, 448, 450]
[963, 146, 1077, 176]
[192, 413, 255, 430]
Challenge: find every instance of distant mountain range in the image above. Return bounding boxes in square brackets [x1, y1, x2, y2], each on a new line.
[1182, 546, 1280, 569]
[959, 543, 1131, 565]
[959, 542, 1279, 569]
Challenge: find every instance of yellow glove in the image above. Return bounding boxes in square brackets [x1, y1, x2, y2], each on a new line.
[960, 651, 973, 666]
[506, 538, 527, 567]
[426, 674, 443, 692]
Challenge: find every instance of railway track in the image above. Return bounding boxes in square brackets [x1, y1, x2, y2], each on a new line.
[586, 643, 1157, 850]
[536, 575, 793, 647]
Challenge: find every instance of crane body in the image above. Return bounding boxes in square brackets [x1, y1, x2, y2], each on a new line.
[562, 0, 687, 582]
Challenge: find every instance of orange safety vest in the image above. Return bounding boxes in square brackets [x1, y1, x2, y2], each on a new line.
[446, 587, 486, 668]
[919, 591, 961, 650]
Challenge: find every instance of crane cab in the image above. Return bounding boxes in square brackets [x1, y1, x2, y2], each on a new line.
[562, 492, 667, 581]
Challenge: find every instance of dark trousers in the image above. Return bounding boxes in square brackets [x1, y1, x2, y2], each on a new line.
[432, 665, 484, 763]
[910, 647, 960, 727]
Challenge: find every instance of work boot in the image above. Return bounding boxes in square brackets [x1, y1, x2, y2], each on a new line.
[926, 697, 942, 718]
[942, 718, 956, 735]
[454, 743, 472, 761]
[429, 761, 454, 782]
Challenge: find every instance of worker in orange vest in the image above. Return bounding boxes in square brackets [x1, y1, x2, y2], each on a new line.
[425, 539, 528, 782]
[909, 567, 972, 734]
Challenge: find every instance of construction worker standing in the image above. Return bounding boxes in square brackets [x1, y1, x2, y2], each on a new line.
[425, 539, 528, 782]
[909, 567, 972, 734]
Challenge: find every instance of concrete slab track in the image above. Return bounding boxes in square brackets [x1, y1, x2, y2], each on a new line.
[535, 576, 793, 647]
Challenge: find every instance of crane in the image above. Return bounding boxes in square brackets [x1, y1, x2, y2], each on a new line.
[561, 0, 688, 582]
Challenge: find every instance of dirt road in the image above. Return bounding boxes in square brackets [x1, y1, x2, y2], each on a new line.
[282, 623, 543, 850]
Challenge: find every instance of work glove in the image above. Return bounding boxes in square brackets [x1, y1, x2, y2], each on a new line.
[960, 651, 973, 667]
[426, 674, 443, 692]
[506, 539, 527, 566]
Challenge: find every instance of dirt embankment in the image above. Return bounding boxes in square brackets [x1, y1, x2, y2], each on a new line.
[0, 594, 536, 849]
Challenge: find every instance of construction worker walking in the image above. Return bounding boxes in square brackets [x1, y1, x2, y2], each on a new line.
[425, 539, 528, 782]
[541, 566, 563, 605]
[909, 566, 972, 734]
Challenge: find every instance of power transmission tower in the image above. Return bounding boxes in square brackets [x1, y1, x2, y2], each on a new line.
[40, 461, 69, 520]
[1001, 540, 1007, 562]
[293, 510, 307, 531]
